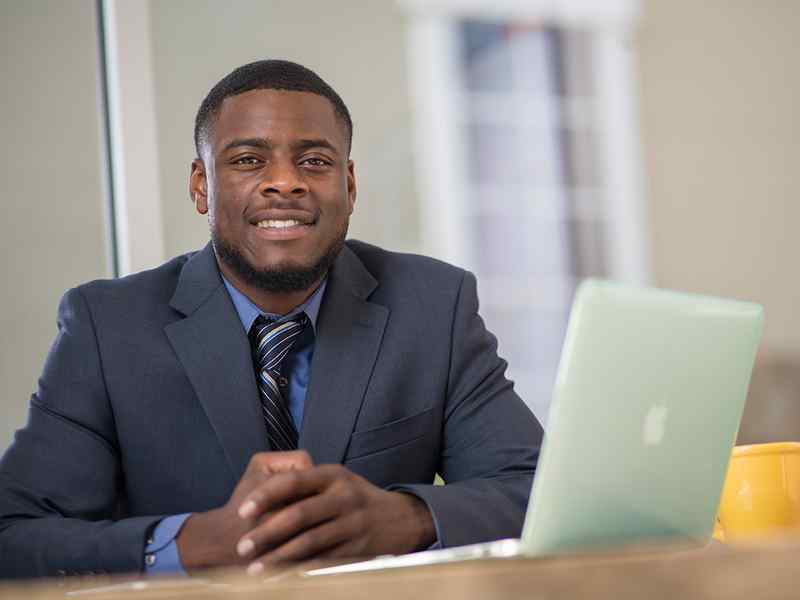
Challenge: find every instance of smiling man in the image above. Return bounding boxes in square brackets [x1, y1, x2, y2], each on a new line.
[0, 60, 543, 578]
[196, 86, 354, 313]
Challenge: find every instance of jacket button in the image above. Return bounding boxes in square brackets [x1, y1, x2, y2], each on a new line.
[145, 554, 156, 566]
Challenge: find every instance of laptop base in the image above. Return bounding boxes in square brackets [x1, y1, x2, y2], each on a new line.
[304, 538, 524, 576]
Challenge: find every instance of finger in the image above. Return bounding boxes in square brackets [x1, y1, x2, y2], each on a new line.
[238, 466, 336, 519]
[236, 492, 341, 559]
[314, 539, 370, 560]
[245, 540, 356, 576]
[245, 450, 313, 479]
[257, 512, 364, 566]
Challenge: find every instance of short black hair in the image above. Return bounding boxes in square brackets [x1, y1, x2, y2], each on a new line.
[194, 59, 353, 158]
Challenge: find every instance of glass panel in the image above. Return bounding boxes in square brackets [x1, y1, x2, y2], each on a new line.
[561, 126, 600, 188]
[467, 123, 525, 184]
[567, 216, 609, 278]
[458, 18, 608, 422]
[484, 306, 568, 371]
[461, 21, 513, 92]
[561, 28, 595, 98]
[471, 215, 572, 277]
[509, 26, 559, 94]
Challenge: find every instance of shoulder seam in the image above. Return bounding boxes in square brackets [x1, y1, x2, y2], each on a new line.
[73, 287, 121, 454]
[443, 269, 469, 409]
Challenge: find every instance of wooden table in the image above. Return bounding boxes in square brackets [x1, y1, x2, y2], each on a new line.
[3, 540, 799, 600]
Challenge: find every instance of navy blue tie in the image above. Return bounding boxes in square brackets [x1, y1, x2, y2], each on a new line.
[249, 314, 308, 451]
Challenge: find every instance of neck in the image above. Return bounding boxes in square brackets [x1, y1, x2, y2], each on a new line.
[217, 261, 322, 315]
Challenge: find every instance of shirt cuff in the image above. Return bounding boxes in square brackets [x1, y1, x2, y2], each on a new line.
[386, 485, 443, 550]
[144, 513, 192, 575]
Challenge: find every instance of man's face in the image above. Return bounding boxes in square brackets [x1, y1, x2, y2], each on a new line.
[190, 89, 356, 291]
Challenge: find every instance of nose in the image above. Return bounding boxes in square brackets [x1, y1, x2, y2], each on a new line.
[258, 159, 309, 198]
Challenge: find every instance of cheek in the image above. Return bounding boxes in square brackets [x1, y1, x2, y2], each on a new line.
[325, 182, 354, 218]
[209, 190, 245, 226]
[324, 202, 352, 224]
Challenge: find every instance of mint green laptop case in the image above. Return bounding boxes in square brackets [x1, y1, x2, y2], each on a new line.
[521, 279, 764, 555]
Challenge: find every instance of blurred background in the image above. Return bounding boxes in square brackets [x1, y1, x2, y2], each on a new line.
[0, 0, 798, 452]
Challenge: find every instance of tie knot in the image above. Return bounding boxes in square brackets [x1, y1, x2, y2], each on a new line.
[250, 313, 309, 373]
[251, 313, 308, 337]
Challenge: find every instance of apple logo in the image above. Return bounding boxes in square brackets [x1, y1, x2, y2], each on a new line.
[643, 404, 669, 446]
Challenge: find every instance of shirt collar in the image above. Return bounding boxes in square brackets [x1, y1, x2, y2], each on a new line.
[221, 275, 327, 334]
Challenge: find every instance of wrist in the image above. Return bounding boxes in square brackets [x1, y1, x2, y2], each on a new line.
[175, 509, 228, 571]
[396, 492, 436, 551]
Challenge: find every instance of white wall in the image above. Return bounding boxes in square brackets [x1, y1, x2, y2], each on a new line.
[0, 1, 110, 449]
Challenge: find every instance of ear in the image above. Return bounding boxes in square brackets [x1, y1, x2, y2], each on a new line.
[190, 159, 209, 215]
[346, 159, 357, 215]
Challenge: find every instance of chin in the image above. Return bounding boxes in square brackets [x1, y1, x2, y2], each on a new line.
[253, 259, 317, 274]
[247, 248, 327, 273]
[213, 231, 345, 294]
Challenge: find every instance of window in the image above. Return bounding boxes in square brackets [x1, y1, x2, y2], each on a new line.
[403, 1, 648, 423]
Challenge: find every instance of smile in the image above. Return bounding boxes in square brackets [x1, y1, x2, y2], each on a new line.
[252, 218, 314, 241]
[256, 219, 308, 229]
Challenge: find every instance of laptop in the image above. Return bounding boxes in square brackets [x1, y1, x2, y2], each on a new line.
[305, 279, 764, 576]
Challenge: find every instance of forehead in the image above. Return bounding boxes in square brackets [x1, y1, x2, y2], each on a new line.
[209, 89, 346, 154]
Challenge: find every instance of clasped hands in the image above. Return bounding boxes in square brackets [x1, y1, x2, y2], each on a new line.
[175, 451, 435, 574]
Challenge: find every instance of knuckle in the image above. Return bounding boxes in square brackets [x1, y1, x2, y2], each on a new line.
[329, 477, 347, 496]
[334, 479, 361, 505]
[284, 469, 301, 487]
[247, 453, 273, 478]
[295, 450, 312, 467]
[249, 453, 269, 468]
[342, 484, 358, 503]
[321, 464, 343, 478]
[340, 493, 359, 512]
[352, 510, 367, 531]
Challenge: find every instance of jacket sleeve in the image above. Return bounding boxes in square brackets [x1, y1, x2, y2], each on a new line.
[0, 287, 162, 579]
[389, 271, 544, 547]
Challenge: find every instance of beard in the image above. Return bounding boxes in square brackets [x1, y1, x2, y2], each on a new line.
[212, 226, 347, 293]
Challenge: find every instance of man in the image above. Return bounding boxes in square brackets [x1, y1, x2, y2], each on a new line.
[0, 60, 543, 579]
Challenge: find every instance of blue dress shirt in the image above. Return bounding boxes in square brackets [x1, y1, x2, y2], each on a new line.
[143, 277, 326, 574]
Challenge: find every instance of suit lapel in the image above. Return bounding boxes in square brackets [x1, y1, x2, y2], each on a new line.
[300, 245, 389, 465]
[165, 244, 267, 482]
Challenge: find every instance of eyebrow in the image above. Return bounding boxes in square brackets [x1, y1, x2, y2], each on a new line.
[222, 137, 339, 154]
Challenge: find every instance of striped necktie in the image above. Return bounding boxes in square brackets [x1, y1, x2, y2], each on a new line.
[249, 314, 308, 451]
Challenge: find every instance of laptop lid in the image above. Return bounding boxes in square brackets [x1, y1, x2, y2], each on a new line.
[521, 279, 763, 555]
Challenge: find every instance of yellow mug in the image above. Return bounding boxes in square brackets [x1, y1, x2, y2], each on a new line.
[715, 442, 800, 542]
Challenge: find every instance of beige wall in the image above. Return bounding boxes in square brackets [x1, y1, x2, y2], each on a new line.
[148, 0, 420, 260]
[0, 1, 110, 449]
[637, 0, 800, 355]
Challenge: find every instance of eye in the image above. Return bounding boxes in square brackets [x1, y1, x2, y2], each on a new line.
[232, 155, 261, 166]
[300, 157, 331, 168]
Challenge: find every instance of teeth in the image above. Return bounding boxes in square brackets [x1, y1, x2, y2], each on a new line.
[256, 219, 301, 229]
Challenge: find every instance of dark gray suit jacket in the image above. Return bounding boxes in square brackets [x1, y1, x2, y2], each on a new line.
[0, 240, 543, 579]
